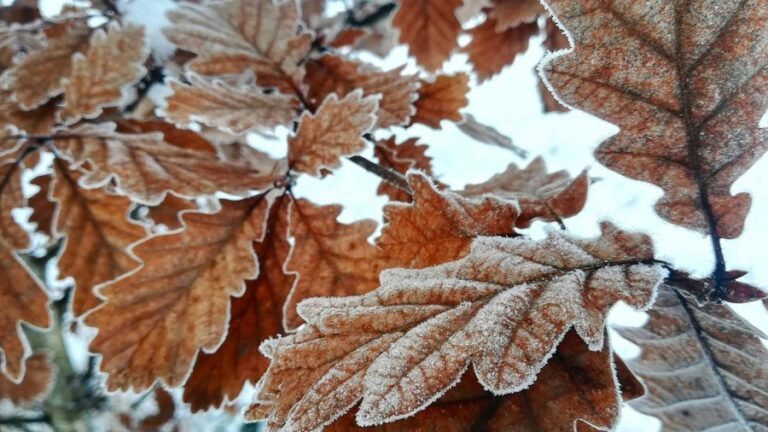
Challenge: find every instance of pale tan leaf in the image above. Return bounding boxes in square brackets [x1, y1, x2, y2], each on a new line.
[86, 195, 273, 389]
[164, 74, 296, 135]
[457, 113, 528, 158]
[489, 0, 544, 31]
[288, 91, 378, 176]
[617, 284, 768, 431]
[52, 122, 282, 204]
[462, 157, 589, 228]
[304, 54, 419, 128]
[392, 0, 463, 71]
[373, 137, 435, 203]
[58, 22, 149, 124]
[464, 18, 537, 82]
[411, 73, 468, 129]
[0, 353, 53, 406]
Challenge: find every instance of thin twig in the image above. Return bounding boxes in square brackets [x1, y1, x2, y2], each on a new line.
[348, 155, 412, 195]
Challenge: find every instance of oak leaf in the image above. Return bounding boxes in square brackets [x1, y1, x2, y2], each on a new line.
[0, 92, 56, 134]
[288, 91, 378, 176]
[304, 54, 419, 128]
[58, 22, 149, 124]
[462, 157, 589, 228]
[489, 0, 544, 31]
[617, 284, 768, 431]
[0, 144, 28, 247]
[145, 193, 197, 231]
[464, 18, 537, 82]
[538, 19, 569, 113]
[0, 353, 53, 406]
[457, 113, 528, 157]
[392, 0, 463, 71]
[85, 195, 273, 389]
[27, 173, 54, 236]
[52, 122, 281, 204]
[411, 73, 469, 129]
[542, 0, 767, 238]
[164, 74, 297, 135]
[249, 222, 662, 429]
[372, 137, 435, 203]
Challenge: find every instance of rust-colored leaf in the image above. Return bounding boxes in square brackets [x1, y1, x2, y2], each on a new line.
[145, 193, 197, 231]
[304, 54, 419, 128]
[542, 0, 767, 238]
[0, 146, 28, 248]
[0, 353, 53, 406]
[411, 73, 468, 129]
[392, 0, 463, 71]
[373, 137, 434, 203]
[464, 18, 537, 82]
[288, 91, 378, 176]
[0, 92, 56, 134]
[489, 0, 544, 31]
[85, 196, 272, 389]
[27, 173, 54, 236]
[58, 22, 149, 124]
[249, 222, 661, 429]
[669, 269, 768, 304]
[462, 157, 589, 228]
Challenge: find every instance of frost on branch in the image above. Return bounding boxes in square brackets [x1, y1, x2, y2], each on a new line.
[617, 284, 768, 431]
[249, 222, 663, 430]
[542, 0, 767, 238]
[391, 0, 463, 71]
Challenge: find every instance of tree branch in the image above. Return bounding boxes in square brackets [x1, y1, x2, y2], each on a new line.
[348, 155, 412, 195]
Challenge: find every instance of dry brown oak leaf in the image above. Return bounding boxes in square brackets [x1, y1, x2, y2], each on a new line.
[145, 193, 197, 231]
[58, 22, 149, 125]
[373, 137, 435, 203]
[617, 284, 768, 431]
[248, 222, 663, 430]
[0, 353, 53, 406]
[304, 54, 419, 128]
[51, 122, 281, 205]
[324, 331, 644, 432]
[538, 19, 569, 113]
[0, 91, 57, 134]
[163, 0, 312, 94]
[46, 162, 147, 317]
[542, 0, 767, 238]
[183, 195, 294, 412]
[85, 195, 273, 390]
[411, 73, 469, 129]
[489, 0, 544, 31]
[462, 157, 589, 228]
[464, 17, 537, 82]
[164, 74, 297, 135]
[288, 90, 378, 176]
[392, 0, 463, 71]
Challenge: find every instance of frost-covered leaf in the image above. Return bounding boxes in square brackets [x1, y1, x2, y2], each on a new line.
[489, 0, 543, 31]
[0, 353, 53, 406]
[288, 91, 378, 176]
[164, 74, 296, 135]
[86, 196, 272, 389]
[617, 284, 768, 431]
[0, 91, 56, 134]
[542, 0, 767, 238]
[28, 173, 54, 236]
[392, 0, 462, 71]
[183, 195, 293, 411]
[58, 22, 149, 124]
[373, 137, 435, 203]
[462, 157, 588, 228]
[164, 0, 311, 93]
[250, 222, 662, 429]
[377, 171, 519, 269]
[145, 194, 197, 231]
[52, 122, 281, 204]
[411, 73, 468, 129]
[457, 113, 527, 157]
[0, 145, 27, 247]
[538, 19, 569, 113]
[464, 17, 537, 82]
[304, 54, 419, 128]
[669, 270, 768, 305]
[282, 198, 390, 331]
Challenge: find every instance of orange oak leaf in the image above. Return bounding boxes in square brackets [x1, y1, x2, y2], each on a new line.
[329, 28, 369, 49]
[617, 284, 768, 431]
[538, 19, 569, 113]
[52, 122, 281, 204]
[85, 195, 273, 389]
[27, 173, 54, 236]
[325, 332, 643, 432]
[164, 74, 297, 135]
[145, 193, 197, 231]
[489, 0, 544, 31]
[183, 195, 294, 412]
[282, 197, 390, 331]
[377, 171, 519, 269]
[542, 0, 767, 238]
[0, 353, 53, 406]
[164, 0, 312, 94]
[58, 22, 149, 124]
[287, 91, 378, 176]
[411, 73, 469, 129]
[49, 162, 147, 317]
[0, 144, 28, 248]
[392, 0, 463, 71]
[462, 157, 589, 228]
[464, 17, 537, 82]
[0, 92, 56, 134]
[249, 222, 662, 430]
[116, 119, 217, 154]
[304, 54, 419, 128]
[373, 137, 435, 203]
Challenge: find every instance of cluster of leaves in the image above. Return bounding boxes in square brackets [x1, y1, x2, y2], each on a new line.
[0, 0, 765, 431]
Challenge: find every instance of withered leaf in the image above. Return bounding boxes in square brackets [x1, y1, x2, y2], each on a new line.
[0, 145, 28, 248]
[288, 91, 378, 176]
[617, 284, 768, 431]
[183, 195, 293, 412]
[373, 137, 435, 203]
[392, 0, 463, 71]
[58, 22, 149, 124]
[457, 113, 527, 158]
[411, 73, 469, 129]
[164, 74, 297, 135]
[86, 195, 272, 389]
[304, 54, 419, 128]
[464, 18, 537, 82]
[0, 353, 53, 406]
[145, 193, 197, 231]
[489, 0, 544, 31]
[250, 222, 662, 429]
[538, 19, 569, 113]
[27, 173, 54, 236]
[462, 157, 589, 228]
[542, 0, 767, 238]
[0, 92, 56, 134]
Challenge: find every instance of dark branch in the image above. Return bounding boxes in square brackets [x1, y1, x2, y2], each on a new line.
[348, 155, 412, 195]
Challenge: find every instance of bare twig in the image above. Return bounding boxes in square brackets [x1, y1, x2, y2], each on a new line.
[348, 155, 412, 195]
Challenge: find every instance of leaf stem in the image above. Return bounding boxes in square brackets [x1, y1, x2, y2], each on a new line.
[348, 155, 412, 195]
